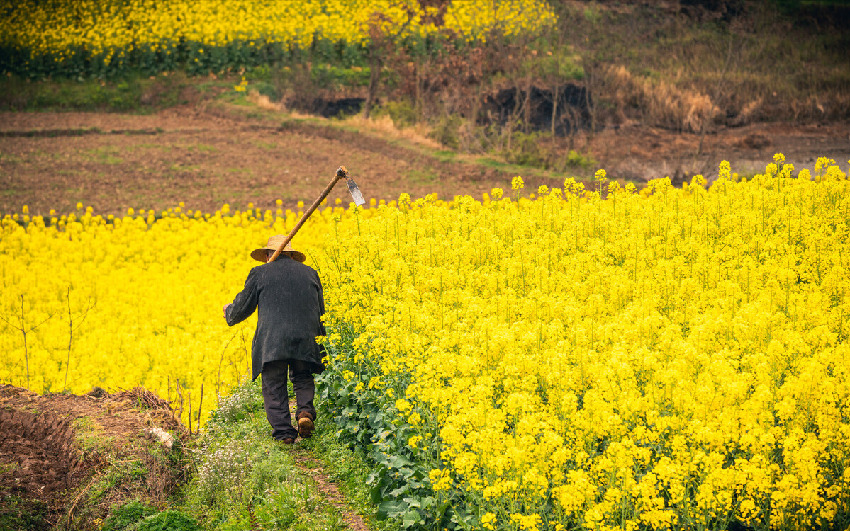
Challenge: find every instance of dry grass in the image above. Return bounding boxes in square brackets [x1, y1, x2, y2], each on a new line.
[342, 114, 444, 150]
[736, 97, 764, 124]
[560, 1, 850, 128]
[247, 90, 282, 111]
[604, 65, 719, 133]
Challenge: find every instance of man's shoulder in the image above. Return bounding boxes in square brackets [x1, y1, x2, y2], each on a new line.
[269, 258, 319, 276]
[293, 260, 319, 276]
[246, 264, 265, 278]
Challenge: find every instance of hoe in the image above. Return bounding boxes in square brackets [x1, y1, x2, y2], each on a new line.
[267, 166, 365, 262]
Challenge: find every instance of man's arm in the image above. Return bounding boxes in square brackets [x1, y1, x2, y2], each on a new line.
[225, 267, 261, 326]
[316, 272, 327, 336]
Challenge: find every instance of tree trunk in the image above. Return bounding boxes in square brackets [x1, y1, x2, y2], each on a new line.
[524, 73, 532, 133]
[585, 69, 595, 139]
[364, 50, 382, 118]
[551, 84, 560, 136]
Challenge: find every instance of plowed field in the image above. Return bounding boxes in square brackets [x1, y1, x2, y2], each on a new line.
[0, 385, 186, 529]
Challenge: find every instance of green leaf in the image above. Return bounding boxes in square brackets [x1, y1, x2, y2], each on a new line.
[401, 509, 423, 528]
[402, 497, 421, 509]
[388, 486, 409, 498]
[388, 455, 413, 469]
[377, 500, 405, 519]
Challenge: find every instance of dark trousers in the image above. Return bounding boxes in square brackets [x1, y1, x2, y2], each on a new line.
[261, 359, 316, 440]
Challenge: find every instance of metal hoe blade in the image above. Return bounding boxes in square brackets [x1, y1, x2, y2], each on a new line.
[346, 177, 366, 206]
[268, 165, 363, 263]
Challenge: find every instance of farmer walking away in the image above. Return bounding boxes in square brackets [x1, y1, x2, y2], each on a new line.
[223, 235, 326, 444]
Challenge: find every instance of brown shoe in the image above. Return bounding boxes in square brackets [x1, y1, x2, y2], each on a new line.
[277, 437, 295, 445]
[297, 413, 314, 439]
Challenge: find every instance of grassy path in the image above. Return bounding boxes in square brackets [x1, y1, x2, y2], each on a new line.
[183, 380, 388, 531]
[291, 446, 370, 531]
[289, 396, 371, 531]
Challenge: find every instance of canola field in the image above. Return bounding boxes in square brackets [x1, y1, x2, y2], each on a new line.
[0, 0, 556, 78]
[2, 156, 850, 530]
[317, 157, 850, 531]
[0, 199, 341, 429]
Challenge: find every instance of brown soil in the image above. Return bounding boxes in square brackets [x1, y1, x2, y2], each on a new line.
[1, 383, 375, 531]
[2, 104, 848, 218]
[588, 121, 850, 184]
[0, 384, 186, 529]
[0, 104, 522, 218]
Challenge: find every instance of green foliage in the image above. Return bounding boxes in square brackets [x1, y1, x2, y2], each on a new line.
[527, 40, 585, 82]
[496, 130, 597, 172]
[433, 150, 457, 162]
[102, 500, 157, 531]
[137, 510, 203, 531]
[207, 378, 264, 425]
[583, 4, 605, 25]
[102, 501, 201, 531]
[0, 497, 48, 531]
[72, 416, 112, 456]
[317, 323, 458, 531]
[184, 377, 349, 530]
[565, 148, 597, 170]
[376, 100, 419, 128]
[502, 131, 548, 168]
[1, 77, 141, 111]
[87, 457, 150, 505]
[252, 81, 281, 101]
[536, 52, 584, 81]
[303, 425, 395, 531]
[311, 63, 371, 88]
[0, 73, 197, 112]
[428, 114, 462, 150]
[192, 436, 258, 507]
[1, 35, 365, 81]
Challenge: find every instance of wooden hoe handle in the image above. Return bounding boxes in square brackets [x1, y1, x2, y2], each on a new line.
[268, 166, 348, 263]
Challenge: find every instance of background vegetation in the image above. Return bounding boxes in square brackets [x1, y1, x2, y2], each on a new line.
[2, 0, 849, 172]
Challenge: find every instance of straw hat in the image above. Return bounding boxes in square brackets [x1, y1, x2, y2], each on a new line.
[251, 235, 306, 263]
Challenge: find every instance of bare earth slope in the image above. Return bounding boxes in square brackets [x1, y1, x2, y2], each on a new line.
[1, 105, 848, 218]
[0, 106, 520, 217]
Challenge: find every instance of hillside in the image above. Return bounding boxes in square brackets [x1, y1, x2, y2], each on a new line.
[1, 101, 848, 217]
[2, 0, 849, 191]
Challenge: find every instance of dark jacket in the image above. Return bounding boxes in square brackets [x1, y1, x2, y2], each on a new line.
[225, 256, 326, 380]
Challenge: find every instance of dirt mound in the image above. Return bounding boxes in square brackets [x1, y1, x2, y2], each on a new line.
[0, 407, 83, 500]
[0, 385, 188, 530]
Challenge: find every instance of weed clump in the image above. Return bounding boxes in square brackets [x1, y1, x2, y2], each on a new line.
[208, 379, 264, 425]
[102, 500, 201, 531]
